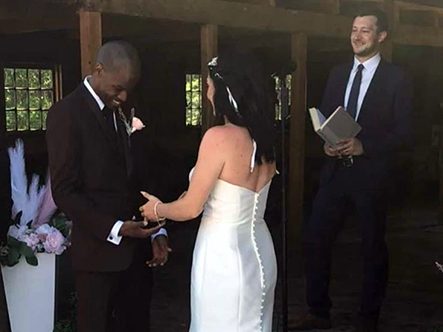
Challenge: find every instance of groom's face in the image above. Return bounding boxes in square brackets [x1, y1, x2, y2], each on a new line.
[94, 63, 138, 110]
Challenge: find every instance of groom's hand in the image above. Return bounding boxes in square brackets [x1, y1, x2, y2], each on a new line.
[119, 220, 165, 238]
[147, 235, 171, 267]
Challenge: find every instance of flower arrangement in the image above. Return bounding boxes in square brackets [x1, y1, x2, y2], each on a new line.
[0, 139, 70, 267]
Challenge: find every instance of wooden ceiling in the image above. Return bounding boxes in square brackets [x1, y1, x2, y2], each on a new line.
[0, 0, 442, 47]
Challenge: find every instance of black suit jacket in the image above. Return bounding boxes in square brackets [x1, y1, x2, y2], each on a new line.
[46, 84, 138, 272]
[319, 59, 413, 190]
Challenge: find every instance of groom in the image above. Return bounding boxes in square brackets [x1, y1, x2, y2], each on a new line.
[46, 41, 169, 332]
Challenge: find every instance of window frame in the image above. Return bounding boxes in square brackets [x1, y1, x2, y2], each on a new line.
[185, 73, 203, 127]
[2, 63, 62, 137]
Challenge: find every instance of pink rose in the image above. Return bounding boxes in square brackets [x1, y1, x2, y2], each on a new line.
[43, 229, 66, 255]
[131, 117, 145, 133]
[23, 233, 40, 250]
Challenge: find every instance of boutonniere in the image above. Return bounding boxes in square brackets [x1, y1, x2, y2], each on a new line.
[117, 107, 146, 136]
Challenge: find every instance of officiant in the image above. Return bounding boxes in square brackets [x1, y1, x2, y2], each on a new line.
[290, 10, 413, 332]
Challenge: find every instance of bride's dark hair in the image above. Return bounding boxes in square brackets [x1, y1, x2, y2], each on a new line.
[208, 49, 276, 164]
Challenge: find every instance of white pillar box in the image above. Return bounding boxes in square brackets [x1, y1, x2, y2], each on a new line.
[1, 253, 56, 332]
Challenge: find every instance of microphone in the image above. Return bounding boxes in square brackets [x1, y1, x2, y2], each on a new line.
[271, 61, 297, 79]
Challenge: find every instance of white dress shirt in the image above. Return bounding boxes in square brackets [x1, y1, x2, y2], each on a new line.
[344, 53, 381, 121]
[83, 76, 167, 245]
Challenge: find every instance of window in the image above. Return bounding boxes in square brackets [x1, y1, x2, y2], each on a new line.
[185, 74, 202, 126]
[5, 66, 60, 133]
[274, 74, 292, 121]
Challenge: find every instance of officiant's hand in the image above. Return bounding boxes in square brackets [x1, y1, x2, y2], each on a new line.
[147, 235, 172, 267]
[119, 220, 164, 238]
[323, 143, 339, 157]
[336, 138, 364, 156]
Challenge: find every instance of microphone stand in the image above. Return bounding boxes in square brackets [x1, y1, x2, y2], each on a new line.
[277, 73, 289, 332]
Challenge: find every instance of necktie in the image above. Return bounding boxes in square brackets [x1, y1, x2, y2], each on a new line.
[103, 107, 116, 133]
[347, 64, 364, 120]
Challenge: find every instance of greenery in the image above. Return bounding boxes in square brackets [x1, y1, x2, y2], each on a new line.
[54, 292, 77, 332]
[185, 74, 202, 126]
[0, 212, 70, 267]
[0, 212, 38, 266]
[4, 68, 54, 132]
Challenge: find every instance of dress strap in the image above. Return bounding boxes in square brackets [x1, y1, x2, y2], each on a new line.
[250, 140, 257, 173]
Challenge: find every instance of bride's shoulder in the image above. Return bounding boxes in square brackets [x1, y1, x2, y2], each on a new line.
[202, 125, 236, 141]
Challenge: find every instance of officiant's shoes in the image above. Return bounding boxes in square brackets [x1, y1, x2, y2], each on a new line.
[288, 312, 332, 330]
[354, 318, 378, 332]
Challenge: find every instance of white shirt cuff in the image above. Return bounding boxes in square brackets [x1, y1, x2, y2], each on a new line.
[151, 228, 168, 242]
[107, 220, 124, 245]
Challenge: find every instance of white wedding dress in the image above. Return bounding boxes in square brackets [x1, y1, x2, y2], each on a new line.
[189, 141, 277, 332]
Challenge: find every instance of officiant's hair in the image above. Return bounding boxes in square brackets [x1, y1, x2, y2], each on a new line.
[208, 49, 276, 164]
[96, 40, 141, 79]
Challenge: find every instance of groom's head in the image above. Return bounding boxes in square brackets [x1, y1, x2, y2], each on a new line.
[91, 40, 141, 110]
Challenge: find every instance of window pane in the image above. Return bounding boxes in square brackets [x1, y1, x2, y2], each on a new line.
[16, 90, 28, 110]
[6, 111, 16, 131]
[17, 111, 29, 131]
[41, 70, 53, 89]
[15, 69, 28, 88]
[28, 69, 40, 89]
[4, 68, 14, 88]
[42, 111, 48, 130]
[30, 111, 42, 130]
[41, 90, 53, 110]
[5, 89, 16, 110]
[29, 90, 40, 110]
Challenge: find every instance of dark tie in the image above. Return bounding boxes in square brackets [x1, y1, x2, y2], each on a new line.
[103, 107, 116, 133]
[347, 64, 364, 120]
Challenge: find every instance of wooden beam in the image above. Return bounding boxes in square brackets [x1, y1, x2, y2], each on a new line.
[200, 24, 218, 133]
[0, 17, 76, 34]
[79, 10, 102, 78]
[440, 118, 443, 221]
[288, 33, 307, 241]
[83, 0, 352, 38]
[393, 24, 443, 46]
[284, 0, 340, 14]
[382, 0, 394, 62]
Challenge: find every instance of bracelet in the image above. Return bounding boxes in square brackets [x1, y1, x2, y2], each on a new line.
[153, 201, 166, 221]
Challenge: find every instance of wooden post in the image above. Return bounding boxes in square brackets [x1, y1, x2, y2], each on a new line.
[288, 33, 307, 243]
[201, 24, 218, 133]
[383, 0, 395, 62]
[79, 10, 102, 78]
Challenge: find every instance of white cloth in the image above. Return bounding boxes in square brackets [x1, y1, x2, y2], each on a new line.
[189, 140, 277, 332]
[344, 53, 381, 121]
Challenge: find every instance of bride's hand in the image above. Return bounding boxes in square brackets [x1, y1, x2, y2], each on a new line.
[139, 191, 163, 221]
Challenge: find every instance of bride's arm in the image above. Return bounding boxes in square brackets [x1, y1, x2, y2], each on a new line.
[141, 127, 226, 222]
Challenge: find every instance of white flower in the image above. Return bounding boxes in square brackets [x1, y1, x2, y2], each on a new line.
[35, 224, 52, 235]
[131, 116, 145, 133]
[436, 261, 443, 273]
[7, 224, 28, 240]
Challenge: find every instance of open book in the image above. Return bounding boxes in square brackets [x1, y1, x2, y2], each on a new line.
[308, 106, 361, 148]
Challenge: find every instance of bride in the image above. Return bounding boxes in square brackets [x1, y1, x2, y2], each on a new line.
[140, 50, 278, 332]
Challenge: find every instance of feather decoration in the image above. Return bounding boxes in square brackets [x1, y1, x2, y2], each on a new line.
[8, 139, 47, 226]
[33, 175, 57, 227]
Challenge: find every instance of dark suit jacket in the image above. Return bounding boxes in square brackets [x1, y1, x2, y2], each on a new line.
[319, 59, 413, 190]
[46, 84, 138, 272]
